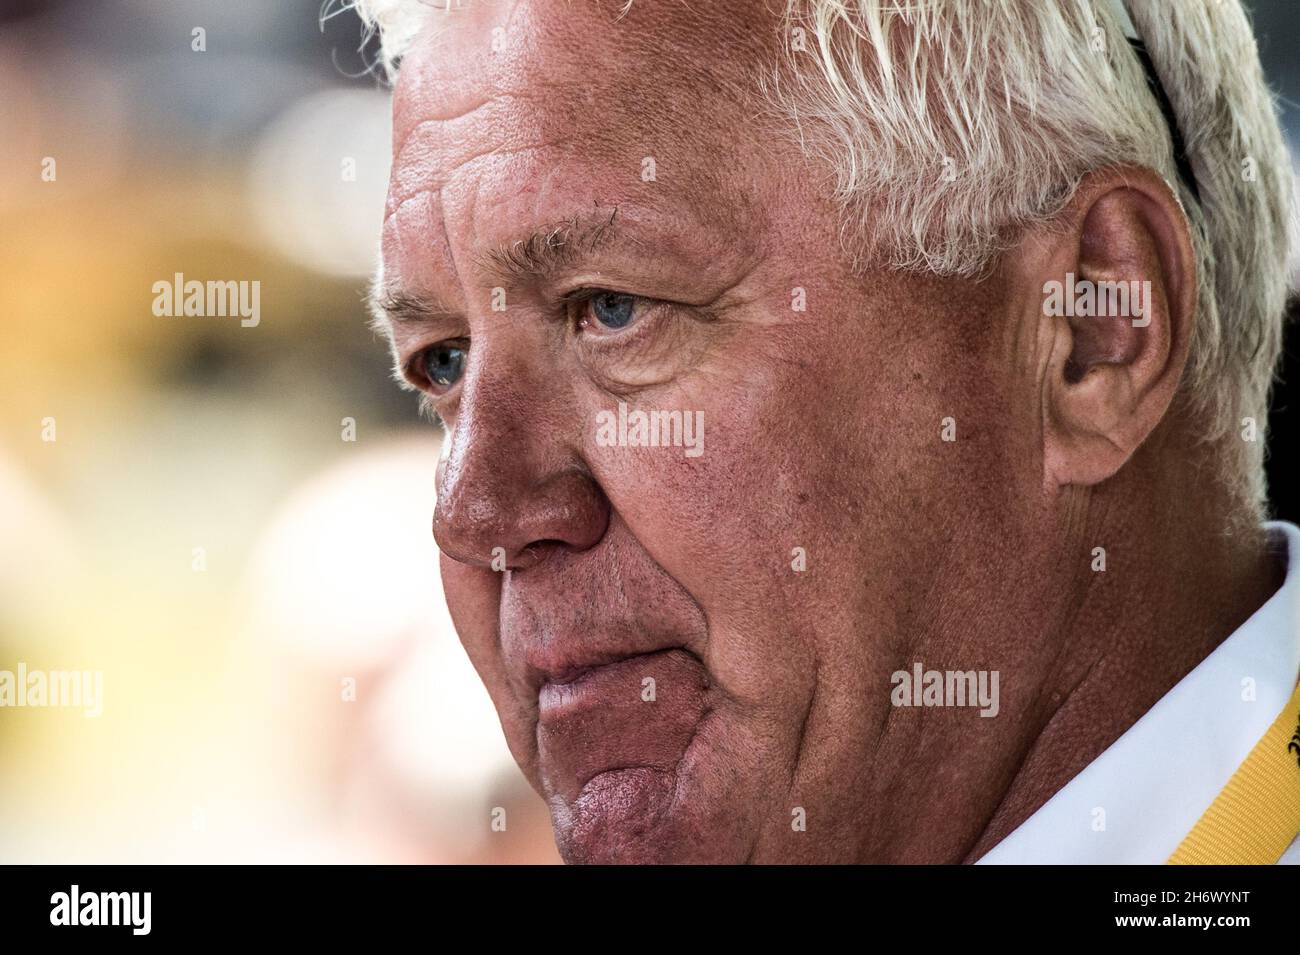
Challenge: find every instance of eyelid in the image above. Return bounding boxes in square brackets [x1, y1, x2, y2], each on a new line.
[561, 286, 651, 305]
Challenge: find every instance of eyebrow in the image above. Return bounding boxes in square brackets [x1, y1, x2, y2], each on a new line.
[369, 207, 625, 331]
[478, 207, 622, 283]
[367, 285, 454, 331]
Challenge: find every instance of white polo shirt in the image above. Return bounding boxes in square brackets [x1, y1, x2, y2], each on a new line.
[978, 521, 1300, 864]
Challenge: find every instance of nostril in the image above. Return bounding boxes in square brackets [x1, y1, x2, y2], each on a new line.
[515, 539, 569, 569]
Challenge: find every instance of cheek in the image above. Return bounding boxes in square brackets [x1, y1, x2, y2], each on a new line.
[577, 348, 865, 709]
[573, 295, 967, 706]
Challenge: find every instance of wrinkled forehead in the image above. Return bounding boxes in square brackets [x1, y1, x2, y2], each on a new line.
[383, 0, 789, 291]
[391, 0, 780, 131]
[388, 0, 785, 195]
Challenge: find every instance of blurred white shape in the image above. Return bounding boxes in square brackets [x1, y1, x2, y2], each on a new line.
[244, 434, 443, 669]
[247, 88, 391, 277]
[243, 433, 519, 851]
[0, 452, 79, 626]
[370, 630, 513, 794]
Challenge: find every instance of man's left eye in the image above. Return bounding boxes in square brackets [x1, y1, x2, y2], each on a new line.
[582, 291, 639, 330]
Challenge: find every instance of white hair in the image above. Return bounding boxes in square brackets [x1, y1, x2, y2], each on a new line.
[350, 0, 1295, 518]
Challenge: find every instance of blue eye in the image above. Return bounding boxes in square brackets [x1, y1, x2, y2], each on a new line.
[589, 291, 636, 329]
[422, 343, 466, 389]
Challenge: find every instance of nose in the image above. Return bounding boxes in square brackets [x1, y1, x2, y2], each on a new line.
[432, 347, 608, 570]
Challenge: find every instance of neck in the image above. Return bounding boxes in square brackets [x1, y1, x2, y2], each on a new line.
[961, 487, 1283, 862]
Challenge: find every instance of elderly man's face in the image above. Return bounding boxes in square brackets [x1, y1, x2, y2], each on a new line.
[381, 0, 1044, 862]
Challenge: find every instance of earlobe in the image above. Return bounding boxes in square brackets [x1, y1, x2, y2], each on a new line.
[1028, 166, 1196, 491]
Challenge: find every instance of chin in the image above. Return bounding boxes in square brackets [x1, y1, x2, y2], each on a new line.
[546, 767, 750, 864]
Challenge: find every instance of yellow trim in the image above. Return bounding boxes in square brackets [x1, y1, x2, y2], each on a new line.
[1168, 677, 1300, 864]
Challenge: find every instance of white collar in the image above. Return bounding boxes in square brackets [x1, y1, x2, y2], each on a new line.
[978, 521, 1300, 864]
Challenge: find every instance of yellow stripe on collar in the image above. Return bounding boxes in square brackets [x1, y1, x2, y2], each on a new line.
[1169, 676, 1300, 864]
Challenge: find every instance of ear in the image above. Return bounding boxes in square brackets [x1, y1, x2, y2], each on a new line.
[1014, 166, 1197, 490]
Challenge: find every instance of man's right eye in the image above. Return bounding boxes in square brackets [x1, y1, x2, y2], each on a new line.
[419, 342, 468, 391]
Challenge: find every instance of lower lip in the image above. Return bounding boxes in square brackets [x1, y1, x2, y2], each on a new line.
[535, 649, 708, 800]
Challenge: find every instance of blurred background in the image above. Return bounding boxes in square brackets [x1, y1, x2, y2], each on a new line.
[0, 0, 559, 864]
[0, 0, 1296, 864]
